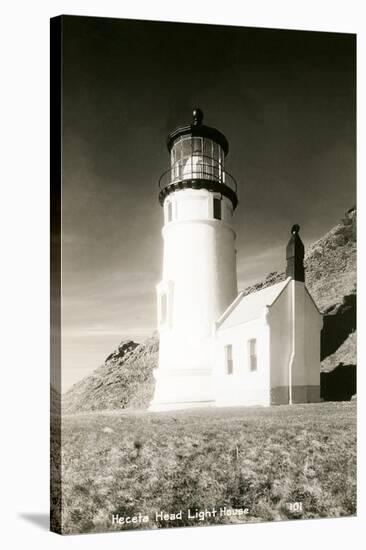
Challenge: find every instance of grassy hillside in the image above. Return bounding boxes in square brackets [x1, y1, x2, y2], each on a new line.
[242, 207, 356, 314]
[63, 336, 158, 414]
[63, 208, 356, 413]
[322, 332, 356, 372]
[53, 401, 356, 534]
[50, 385, 61, 415]
[305, 206, 356, 313]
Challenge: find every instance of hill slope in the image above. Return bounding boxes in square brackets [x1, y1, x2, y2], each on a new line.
[242, 207, 356, 314]
[63, 208, 356, 413]
[63, 336, 158, 414]
[242, 207, 356, 370]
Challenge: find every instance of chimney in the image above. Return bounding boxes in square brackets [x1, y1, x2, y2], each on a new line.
[286, 224, 305, 282]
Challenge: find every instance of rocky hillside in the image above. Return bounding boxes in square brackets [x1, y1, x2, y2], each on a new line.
[243, 207, 356, 311]
[63, 208, 356, 413]
[50, 385, 61, 415]
[305, 207, 356, 313]
[243, 207, 356, 373]
[63, 336, 158, 414]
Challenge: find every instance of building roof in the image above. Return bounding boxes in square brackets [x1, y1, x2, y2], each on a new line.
[216, 278, 291, 330]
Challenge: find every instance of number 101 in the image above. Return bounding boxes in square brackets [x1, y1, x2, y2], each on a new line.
[287, 502, 303, 512]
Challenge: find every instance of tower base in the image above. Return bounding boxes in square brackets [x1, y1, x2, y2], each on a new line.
[148, 399, 215, 412]
[149, 367, 214, 412]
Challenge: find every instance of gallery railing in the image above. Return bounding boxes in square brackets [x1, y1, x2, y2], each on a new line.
[158, 155, 238, 196]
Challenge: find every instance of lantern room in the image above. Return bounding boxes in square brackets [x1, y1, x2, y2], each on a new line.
[158, 108, 238, 209]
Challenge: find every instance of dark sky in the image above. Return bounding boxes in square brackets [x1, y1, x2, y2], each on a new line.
[60, 16, 356, 390]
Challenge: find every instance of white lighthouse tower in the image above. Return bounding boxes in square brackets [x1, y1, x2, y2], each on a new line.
[149, 109, 239, 411]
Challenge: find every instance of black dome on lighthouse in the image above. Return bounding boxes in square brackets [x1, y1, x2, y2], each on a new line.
[167, 108, 229, 156]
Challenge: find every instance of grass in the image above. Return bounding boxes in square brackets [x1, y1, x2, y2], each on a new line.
[52, 401, 356, 534]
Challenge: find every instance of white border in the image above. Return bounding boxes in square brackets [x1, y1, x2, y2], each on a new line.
[0, 1, 364, 549]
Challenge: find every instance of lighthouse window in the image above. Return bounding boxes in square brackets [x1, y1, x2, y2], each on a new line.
[173, 140, 181, 162]
[213, 198, 221, 220]
[248, 339, 257, 372]
[213, 142, 220, 179]
[225, 345, 233, 375]
[172, 147, 180, 179]
[192, 137, 202, 154]
[182, 137, 191, 159]
[203, 137, 212, 158]
[213, 141, 219, 159]
[203, 138, 213, 178]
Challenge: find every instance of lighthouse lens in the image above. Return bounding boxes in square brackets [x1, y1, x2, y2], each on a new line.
[169, 135, 225, 184]
[182, 137, 191, 159]
[192, 137, 202, 154]
[203, 137, 212, 159]
[172, 140, 181, 163]
[203, 138, 213, 179]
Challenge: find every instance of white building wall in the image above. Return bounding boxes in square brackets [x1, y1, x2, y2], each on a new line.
[150, 183, 322, 410]
[292, 281, 306, 386]
[303, 289, 322, 401]
[150, 188, 238, 410]
[269, 280, 321, 404]
[269, 281, 292, 403]
[290, 281, 322, 402]
[214, 314, 271, 407]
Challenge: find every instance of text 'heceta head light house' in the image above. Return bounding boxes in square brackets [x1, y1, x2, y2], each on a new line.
[149, 109, 322, 412]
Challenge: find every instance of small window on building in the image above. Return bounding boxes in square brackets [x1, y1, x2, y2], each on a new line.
[248, 338, 257, 371]
[213, 198, 221, 220]
[160, 292, 167, 325]
[166, 201, 173, 223]
[225, 344, 233, 375]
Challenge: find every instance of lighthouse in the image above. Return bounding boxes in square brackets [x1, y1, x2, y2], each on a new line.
[149, 109, 239, 411]
[149, 109, 322, 411]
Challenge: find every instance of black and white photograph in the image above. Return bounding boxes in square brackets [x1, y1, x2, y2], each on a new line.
[49, 13, 357, 536]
